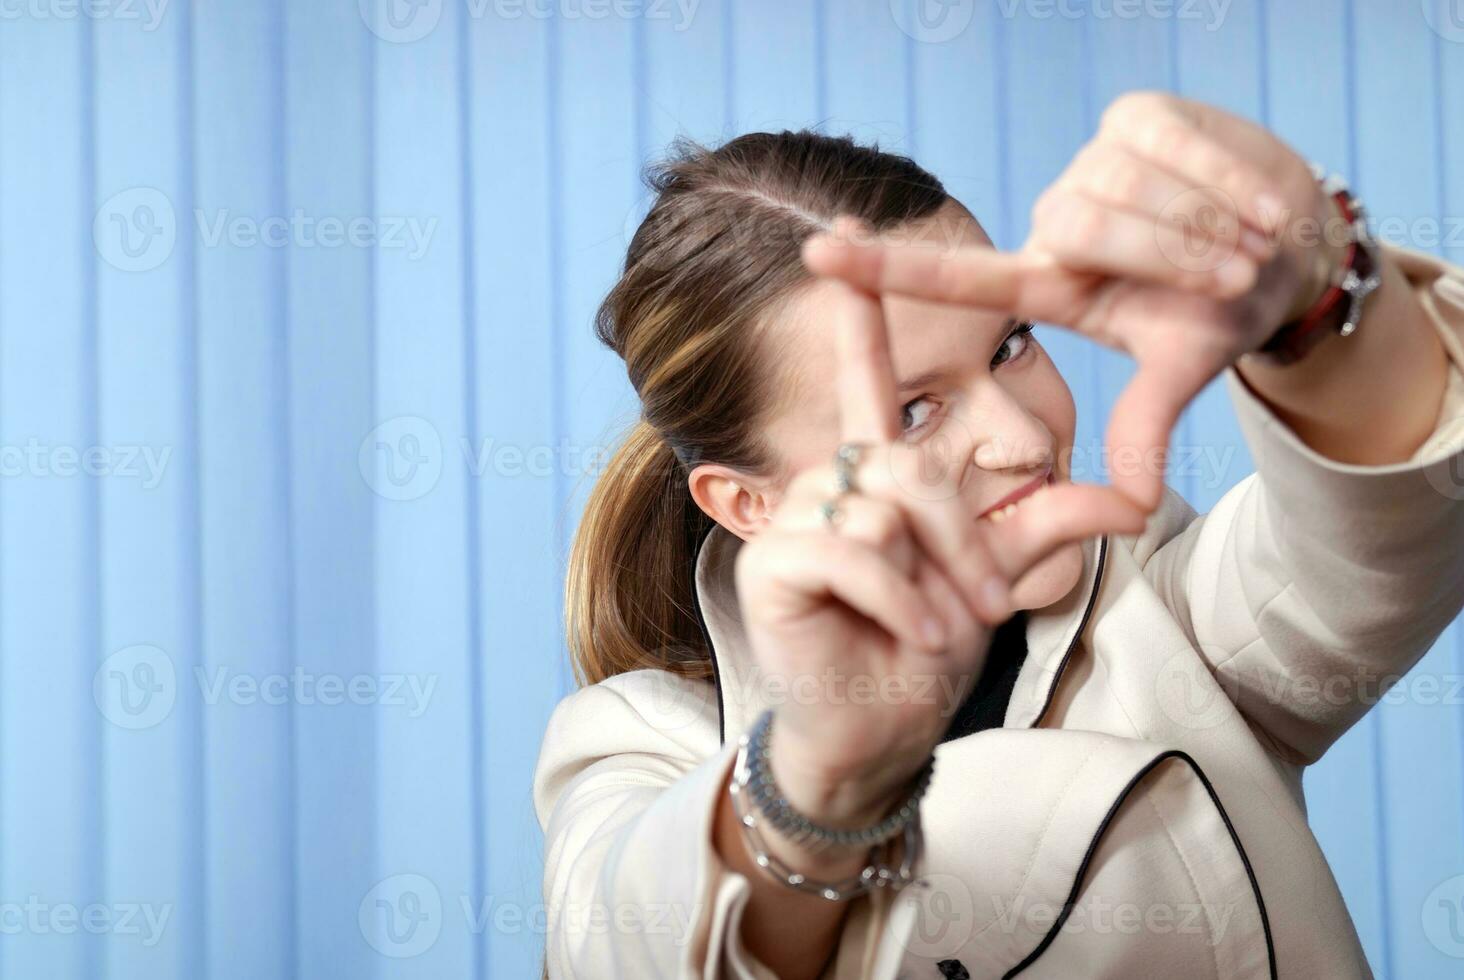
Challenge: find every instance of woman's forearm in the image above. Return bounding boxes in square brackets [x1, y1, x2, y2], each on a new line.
[1233, 246, 1449, 465]
[710, 766, 879, 980]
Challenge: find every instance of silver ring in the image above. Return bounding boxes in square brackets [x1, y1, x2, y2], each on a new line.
[819, 497, 844, 532]
[834, 441, 869, 495]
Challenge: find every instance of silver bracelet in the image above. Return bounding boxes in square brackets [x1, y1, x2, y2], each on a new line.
[742, 707, 934, 849]
[727, 709, 926, 901]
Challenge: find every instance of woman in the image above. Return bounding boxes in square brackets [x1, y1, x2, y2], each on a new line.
[533, 91, 1464, 978]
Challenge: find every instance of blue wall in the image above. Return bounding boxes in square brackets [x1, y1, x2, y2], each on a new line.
[0, 0, 1461, 977]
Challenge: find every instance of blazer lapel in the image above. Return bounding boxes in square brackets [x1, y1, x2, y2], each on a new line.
[690, 521, 1108, 744]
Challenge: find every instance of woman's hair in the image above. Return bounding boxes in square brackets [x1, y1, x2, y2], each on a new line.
[564, 129, 951, 689]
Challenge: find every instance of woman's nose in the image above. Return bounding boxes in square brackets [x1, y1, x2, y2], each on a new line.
[967, 394, 1053, 474]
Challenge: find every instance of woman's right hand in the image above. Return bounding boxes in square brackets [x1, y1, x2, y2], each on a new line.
[733, 275, 1148, 837]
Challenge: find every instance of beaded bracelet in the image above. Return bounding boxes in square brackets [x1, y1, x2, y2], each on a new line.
[743, 707, 934, 849]
[727, 708, 928, 901]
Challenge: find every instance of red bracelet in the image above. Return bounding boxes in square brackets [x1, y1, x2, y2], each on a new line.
[1255, 179, 1378, 366]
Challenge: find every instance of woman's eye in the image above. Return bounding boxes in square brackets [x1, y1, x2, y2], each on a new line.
[992, 320, 1036, 367]
[900, 396, 938, 435]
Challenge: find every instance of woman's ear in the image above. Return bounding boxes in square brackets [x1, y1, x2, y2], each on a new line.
[687, 463, 774, 542]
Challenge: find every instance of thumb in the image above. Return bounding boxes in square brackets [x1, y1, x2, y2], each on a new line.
[1105, 353, 1213, 512]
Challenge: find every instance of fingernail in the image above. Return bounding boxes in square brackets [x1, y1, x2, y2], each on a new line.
[921, 617, 947, 650]
[980, 578, 1010, 620]
[1255, 191, 1285, 227]
[1216, 255, 1255, 293]
[1240, 226, 1272, 258]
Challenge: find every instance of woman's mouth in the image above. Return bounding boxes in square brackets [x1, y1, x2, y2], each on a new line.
[977, 467, 1056, 524]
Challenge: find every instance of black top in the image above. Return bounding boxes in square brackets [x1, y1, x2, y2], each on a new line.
[937, 610, 1029, 744]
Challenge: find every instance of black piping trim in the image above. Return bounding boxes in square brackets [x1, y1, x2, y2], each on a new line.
[687, 528, 727, 747]
[1002, 749, 1278, 980]
[1028, 534, 1108, 729]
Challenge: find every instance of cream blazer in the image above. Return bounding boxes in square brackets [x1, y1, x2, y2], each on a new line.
[533, 242, 1464, 978]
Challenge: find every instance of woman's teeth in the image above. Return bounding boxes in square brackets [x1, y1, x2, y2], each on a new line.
[981, 483, 1048, 523]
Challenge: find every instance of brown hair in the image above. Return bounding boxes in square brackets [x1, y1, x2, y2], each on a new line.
[564, 129, 950, 690]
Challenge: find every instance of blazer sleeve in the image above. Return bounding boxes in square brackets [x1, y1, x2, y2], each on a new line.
[1139, 241, 1464, 765]
[532, 669, 789, 979]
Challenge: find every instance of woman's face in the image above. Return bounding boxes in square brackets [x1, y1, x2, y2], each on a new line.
[753, 199, 1085, 612]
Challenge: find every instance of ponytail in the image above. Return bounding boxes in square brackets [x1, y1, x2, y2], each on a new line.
[564, 418, 715, 689]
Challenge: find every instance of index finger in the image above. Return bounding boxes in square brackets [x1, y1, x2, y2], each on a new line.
[831, 276, 902, 444]
[804, 231, 1080, 325]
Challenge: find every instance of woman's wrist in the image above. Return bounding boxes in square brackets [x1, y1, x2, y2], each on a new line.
[1276, 186, 1350, 327]
[766, 738, 914, 831]
[727, 710, 930, 899]
[763, 713, 934, 836]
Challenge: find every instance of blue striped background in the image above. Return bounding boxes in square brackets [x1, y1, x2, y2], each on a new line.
[0, 0, 1461, 977]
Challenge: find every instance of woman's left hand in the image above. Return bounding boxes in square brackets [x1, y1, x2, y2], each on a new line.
[803, 90, 1351, 512]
